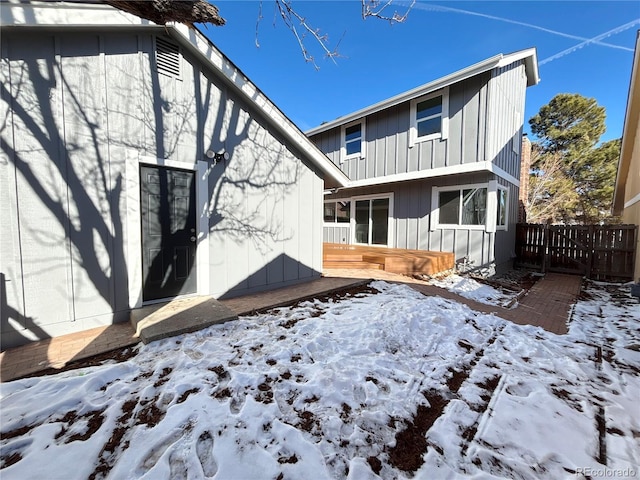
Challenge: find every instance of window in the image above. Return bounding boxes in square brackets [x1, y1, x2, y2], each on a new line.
[410, 88, 448, 146]
[497, 187, 508, 229]
[324, 200, 350, 223]
[416, 97, 442, 137]
[436, 187, 488, 227]
[341, 120, 365, 162]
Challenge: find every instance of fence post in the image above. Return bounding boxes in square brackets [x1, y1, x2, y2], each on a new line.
[542, 224, 549, 273]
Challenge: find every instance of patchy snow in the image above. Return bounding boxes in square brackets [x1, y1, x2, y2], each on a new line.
[428, 273, 517, 307]
[1, 280, 638, 479]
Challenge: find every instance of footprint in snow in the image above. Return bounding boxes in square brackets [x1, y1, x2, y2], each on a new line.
[229, 394, 246, 414]
[168, 451, 188, 480]
[138, 426, 188, 473]
[196, 431, 217, 477]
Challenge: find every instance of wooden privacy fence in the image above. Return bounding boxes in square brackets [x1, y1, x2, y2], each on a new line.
[515, 223, 638, 281]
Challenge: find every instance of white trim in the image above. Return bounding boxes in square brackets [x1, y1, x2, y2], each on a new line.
[125, 155, 209, 309]
[196, 161, 210, 295]
[486, 180, 498, 233]
[341, 119, 365, 163]
[306, 48, 538, 136]
[343, 161, 519, 190]
[410, 88, 449, 147]
[125, 153, 144, 310]
[487, 163, 520, 187]
[430, 188, 439, 232]
[496, 185, 509, 231]
[624, 191, 640, 209]
[496, 48, 540, 87]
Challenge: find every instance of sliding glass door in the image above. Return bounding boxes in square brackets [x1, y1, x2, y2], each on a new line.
[354, 197, 390, 246]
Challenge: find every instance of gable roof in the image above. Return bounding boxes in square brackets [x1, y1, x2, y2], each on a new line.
[306, 48, 539, 136]
[613, 31, 640, 215]
[2, 0, 349, 188]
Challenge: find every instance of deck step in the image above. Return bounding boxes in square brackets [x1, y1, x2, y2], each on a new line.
[323, 261, 384, 270]
[323, 254, 364, 262]
[323, 243, 455, 276]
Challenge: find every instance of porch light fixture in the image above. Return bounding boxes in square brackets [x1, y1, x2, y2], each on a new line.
[205, 149, 229, 164]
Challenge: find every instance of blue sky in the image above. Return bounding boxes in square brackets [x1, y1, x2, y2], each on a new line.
[205, 1, 640, 143]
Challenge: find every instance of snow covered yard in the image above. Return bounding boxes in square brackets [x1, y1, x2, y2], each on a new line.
[1, 280, 638, 480]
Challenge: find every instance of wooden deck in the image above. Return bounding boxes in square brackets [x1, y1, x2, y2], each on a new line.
[323, 243, 455, 276]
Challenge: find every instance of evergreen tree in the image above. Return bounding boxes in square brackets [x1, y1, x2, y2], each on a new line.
[527, 94, 619, 224]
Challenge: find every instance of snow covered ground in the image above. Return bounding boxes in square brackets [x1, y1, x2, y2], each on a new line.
[428, 274, 518, 307]
[1, 280, 638, 480]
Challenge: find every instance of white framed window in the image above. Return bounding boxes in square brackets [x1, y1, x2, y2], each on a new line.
[497, 186, 509, 230]
[341, 119, 365, 162]
[324, 200, 351, 224]
[431, 184, 489, 231]
[410, 88, 449, 146]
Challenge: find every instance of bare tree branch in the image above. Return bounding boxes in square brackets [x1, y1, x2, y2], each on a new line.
[273, 0, 341, 69]
[361, 0, 415, 23]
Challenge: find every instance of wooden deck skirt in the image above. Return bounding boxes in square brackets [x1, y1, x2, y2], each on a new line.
[323, 243, 455, 276]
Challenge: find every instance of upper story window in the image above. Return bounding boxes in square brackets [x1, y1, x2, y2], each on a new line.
[341, 120, 365, 162]
[410, 88, 449, 146]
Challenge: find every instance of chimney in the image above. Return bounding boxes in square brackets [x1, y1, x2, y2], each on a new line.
[519, 134, 531, 223]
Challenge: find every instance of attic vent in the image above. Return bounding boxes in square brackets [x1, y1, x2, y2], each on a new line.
[155, 37, 181, 78]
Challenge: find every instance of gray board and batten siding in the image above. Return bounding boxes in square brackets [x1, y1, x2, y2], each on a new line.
[315, 60, 528, 272]
[311, 62, 527, 182]
[1, 28, 326, 349]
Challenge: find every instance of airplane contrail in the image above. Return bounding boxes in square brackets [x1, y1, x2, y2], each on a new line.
[540, 18, 640, 65]
[398, 2, 634, 52]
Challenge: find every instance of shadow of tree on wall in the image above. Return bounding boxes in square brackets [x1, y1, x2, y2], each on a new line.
[0, 26, 308, 377]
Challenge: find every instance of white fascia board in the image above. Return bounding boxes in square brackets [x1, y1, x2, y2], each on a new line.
[339, 161, 520, 190]
[2, 1, 349, 188]
[497, 48, 540, 86]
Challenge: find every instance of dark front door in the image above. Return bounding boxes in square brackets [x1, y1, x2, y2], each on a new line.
[140, 165, 197, 302]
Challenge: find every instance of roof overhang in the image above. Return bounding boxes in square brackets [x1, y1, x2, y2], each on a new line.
[1, 0, 349, 188]
[613, 31, 640, 215]
[306, 47, 539, 137]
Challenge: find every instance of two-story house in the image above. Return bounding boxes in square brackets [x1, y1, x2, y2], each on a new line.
[308, 49, 539, 274]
